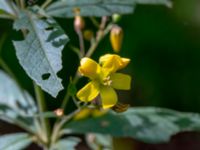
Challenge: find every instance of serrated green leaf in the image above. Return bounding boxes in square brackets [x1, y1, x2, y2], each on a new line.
[46, 0, 171, 18]
[67, 79, 77, 96]
[0, 70, 37, 130]
[0, 133, 32, 150]
[63, 107, 200, 143]
[13, 11, 69, 97]
[51, 137, 80, 150]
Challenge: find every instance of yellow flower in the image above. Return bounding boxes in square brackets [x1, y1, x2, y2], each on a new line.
[76, 54, 131, 109]
[73, 108, 108, 120]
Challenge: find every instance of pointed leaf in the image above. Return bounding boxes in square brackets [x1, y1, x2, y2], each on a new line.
[0, 133, 32, 150]
[64, 107, 200, 143]
[13, 11, 69, 97]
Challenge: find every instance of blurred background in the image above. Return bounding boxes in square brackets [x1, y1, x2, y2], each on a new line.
[1, 0, 200, 149]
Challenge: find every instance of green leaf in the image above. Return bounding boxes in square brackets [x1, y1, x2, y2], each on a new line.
[13, 11, 69, 97]
[136, 0, 172, 6]
[0, 133, 32, 150]
[46, 0, 135, 18]
[46, 0, 171, 18]
[0, 70, 37, 130]
[86, 134, 113, 150]
[0, 0, 15, 15]
[67, 78, 77, 96]
[51, 137, 80, 150]
[63, 107, 200, 144]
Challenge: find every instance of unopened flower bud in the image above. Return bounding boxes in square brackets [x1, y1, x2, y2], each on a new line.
[54, 108, 64, 117]
[110, 25, 123, 53]
[83, 30, 94, 41]
[112, 14, 121, 23]
[74, 16, 85, 31]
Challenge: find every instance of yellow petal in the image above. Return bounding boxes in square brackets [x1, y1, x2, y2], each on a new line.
[99, 54, 130, 73]
[92, 109, 108, 117]
[110, 73, 131, 90]
[73, 108, 91, 120]
[79, 57, 101, 79]
[100, 86, 118, 109]
[77, 81, 100, 102]
[110, 25, 123, 53]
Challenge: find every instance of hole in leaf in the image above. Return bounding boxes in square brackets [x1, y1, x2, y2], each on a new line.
[42, 73, 51, 80]
[45, 26, 54, 31]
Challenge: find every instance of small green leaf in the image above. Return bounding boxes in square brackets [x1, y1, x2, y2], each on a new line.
[51, 137, 80, 150]
[13, 11, 69, 97]
[46, 0, 171, 18]
[64, 107, 200, 143]
[0, 133, 32, 150]
[67, 78, 77, 96]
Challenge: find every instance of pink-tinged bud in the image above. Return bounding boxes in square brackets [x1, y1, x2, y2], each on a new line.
[74, 16, 85, 31]
[54, 108, 64, 117]
[110, 25, 123, 53]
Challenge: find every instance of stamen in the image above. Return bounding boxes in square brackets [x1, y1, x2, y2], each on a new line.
[103, 76, 112, 86]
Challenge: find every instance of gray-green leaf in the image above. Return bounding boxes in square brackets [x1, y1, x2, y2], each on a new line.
[64, 107, 200, 143]
[51, 137, 80, 150]
[0, 70, 37, 130]
[13, 11, 69, 97]
[0, 133, 32, 150]
[0, 0, 15, 15]
[46, 0, 171, 18]
[136, 0, 171, 6]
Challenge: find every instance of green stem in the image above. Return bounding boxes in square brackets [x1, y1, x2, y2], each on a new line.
[51, 104, 86, 146]
[90, 17, 100, 28]
[0, 59, 20, 83]
[41, 0, 52, 9]
[61, 72, 80, 109]
[86, 20, 113, 57]
[68, 44, 82, 59]
[34, 83, 50, 145]
[0, 34, 20, 85]
[15, 0, 20, 7]
[20, 0, 25, 9]
[76, 29, 85, 57]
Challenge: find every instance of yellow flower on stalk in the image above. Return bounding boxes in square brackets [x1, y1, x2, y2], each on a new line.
[76, 54, 131, 109]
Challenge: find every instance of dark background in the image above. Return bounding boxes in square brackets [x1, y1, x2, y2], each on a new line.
[1, 0, 200, 149]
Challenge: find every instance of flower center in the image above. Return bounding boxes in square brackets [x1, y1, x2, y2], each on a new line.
[102, 76, 112, 86]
